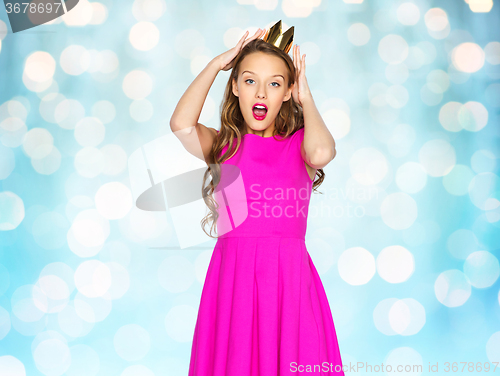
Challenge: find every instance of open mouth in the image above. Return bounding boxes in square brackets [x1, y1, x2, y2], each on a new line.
[252, 103, 268, 120]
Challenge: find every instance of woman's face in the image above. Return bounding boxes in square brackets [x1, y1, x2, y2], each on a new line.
[232, 52, 293, 135]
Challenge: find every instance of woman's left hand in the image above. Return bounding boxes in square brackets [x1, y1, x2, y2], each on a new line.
[291, 44, 312, 107]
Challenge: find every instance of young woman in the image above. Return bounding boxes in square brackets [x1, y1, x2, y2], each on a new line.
[170, 23, 345, 376]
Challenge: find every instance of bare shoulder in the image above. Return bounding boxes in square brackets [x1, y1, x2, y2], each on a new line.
[171, 123, 218, 163]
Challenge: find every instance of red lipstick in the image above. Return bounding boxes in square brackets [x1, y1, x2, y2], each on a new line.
[252, 102, 268, 121]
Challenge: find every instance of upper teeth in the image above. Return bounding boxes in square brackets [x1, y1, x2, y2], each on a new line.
[255, 105, 266, 109]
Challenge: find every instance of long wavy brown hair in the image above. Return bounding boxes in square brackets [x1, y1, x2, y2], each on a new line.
[201, 38, 326, 238]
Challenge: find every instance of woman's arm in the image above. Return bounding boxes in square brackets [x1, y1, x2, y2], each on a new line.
[170, 58, 221, 163]
[170, 29, 264, 163]
[301, 94, 336, 169]
[291, 45, 336, 170]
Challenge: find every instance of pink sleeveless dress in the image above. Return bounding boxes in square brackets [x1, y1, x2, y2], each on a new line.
[188, 128, 345, 376]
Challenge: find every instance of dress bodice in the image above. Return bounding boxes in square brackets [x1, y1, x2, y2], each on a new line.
[214, 128, 313, 240]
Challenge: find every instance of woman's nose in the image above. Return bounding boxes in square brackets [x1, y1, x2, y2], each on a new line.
[256, 87, 266, 99]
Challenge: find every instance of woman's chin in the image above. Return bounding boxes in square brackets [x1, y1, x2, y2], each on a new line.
[243, 115, 273, 129]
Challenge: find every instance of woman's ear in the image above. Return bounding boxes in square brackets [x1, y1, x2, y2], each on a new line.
[283, 84, 293, 102]
[232, 78, 239, 98]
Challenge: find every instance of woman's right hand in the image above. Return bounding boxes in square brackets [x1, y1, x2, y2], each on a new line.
[215, 28, 266, 72]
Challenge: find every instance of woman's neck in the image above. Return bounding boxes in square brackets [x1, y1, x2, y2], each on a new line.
[243, 124, 275, 138]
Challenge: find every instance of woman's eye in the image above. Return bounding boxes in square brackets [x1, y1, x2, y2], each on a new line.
[245, 79, 280, 87]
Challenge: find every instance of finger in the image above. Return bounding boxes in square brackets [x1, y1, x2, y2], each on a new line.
[296, 46, 300, 73]
[294, 45, 298, 70]
[297, 46, 301, 72]
[253, 29, 264, 40]
[238, 30, 249, 45]
[299, 50, 304, 74]
[250, 28, 261, 40]
[250, 28, 262, 38]
[255, 29, 266, 38]
[243, 28, 263, 47]
[241, 29, 257, 48]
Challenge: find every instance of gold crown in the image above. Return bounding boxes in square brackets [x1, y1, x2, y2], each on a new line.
[262, 20, 294, 54]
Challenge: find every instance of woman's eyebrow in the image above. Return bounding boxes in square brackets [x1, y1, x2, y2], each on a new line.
[242, 70, 284, 80]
